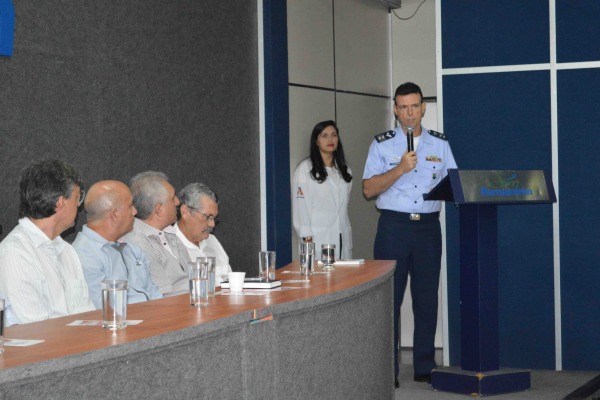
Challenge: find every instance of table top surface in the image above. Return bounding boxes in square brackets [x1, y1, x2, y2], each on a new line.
[0, 260, 394, 371]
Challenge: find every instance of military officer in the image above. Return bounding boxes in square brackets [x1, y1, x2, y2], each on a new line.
[362, 82, 457, 388]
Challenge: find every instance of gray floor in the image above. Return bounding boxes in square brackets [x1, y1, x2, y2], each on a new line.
[395, 349, 600, 399]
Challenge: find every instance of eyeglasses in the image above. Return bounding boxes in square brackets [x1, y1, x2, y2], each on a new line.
[188, 206, 220, 226]
[78, 189, 86, 206]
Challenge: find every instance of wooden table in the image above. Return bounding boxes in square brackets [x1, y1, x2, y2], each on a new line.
[0, 260, 395, 399]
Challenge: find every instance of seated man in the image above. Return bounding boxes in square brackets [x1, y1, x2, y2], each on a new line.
[174, 183, 232, 284]
[0, 160, 95, 326]
[73, 180, 162, 308]
[123, 171, 190, 295]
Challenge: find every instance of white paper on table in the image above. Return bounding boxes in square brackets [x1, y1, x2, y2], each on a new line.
[3, 339, 45, 347]
[317, 259, 364, 266]
[282, 279, 310, 284]
[281, 271, 327, 275]
[67, 320, 143, 327]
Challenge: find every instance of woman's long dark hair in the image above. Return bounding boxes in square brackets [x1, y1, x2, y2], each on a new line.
[309, 120, 352, 184]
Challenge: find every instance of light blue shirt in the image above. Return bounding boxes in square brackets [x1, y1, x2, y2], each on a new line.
[363, 125, 457, 213]
[73, 225, 163, 309]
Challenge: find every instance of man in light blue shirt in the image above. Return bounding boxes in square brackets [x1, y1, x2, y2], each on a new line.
[363, 82, 457, 388]
[73, 180, 162, 308]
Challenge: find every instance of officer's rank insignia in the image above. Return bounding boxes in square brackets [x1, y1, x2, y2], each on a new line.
[429, 130, 448, 141]
[375, 130, 395, 143]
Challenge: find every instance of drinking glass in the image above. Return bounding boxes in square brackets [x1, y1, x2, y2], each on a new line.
[102, 280, 128, 330]
[321, 244, 336, 271]
[197, 256, 216, 297]
[188, 261, 209, 306]
[299, 242, 315, 276]
[259, 251, 276, 281]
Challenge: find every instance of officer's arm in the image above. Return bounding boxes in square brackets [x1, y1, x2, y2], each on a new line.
[362, 151, 416, 198]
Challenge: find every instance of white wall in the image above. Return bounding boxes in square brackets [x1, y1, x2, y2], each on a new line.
[287, 0, 392, 261]
[391, 0, 437, 97]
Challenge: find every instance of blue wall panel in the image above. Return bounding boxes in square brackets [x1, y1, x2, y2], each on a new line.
[263, 0, 292, 266]
[443, 71, 555, 369]
[557, 68, 600, 370]
[441, 0, 549, 69]
[556, 0, 600, 63]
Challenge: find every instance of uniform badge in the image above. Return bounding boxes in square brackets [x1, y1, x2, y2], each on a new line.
[388, 156, 402, 166]
[296, 187, 304, 198]
[426, 155, 442, 162]
[375, 130, 396, 143]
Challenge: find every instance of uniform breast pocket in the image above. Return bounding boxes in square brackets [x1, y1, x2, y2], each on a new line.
[422, 161, 443, 188]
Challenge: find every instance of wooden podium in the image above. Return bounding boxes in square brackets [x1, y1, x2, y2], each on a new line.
[424, 169, 556, 396]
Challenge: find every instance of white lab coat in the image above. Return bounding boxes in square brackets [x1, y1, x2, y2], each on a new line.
[292, 158, 353, 259]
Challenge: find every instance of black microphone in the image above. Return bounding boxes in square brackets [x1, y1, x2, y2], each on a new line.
[406, 125, 414, 152]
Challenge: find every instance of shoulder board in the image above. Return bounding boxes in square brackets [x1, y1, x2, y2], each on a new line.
[429, 130, 448, 141]
[374, 130, 395, 143]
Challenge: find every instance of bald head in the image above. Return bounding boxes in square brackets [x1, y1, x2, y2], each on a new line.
[85, 180, 137, 240]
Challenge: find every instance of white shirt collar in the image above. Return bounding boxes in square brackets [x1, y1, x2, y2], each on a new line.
[19, 217, 66, 255]
[173, 222, 208, 251]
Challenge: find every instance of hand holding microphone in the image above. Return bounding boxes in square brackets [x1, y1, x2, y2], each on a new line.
[402, 125, 417, 173]
[406, 125, 415, 152]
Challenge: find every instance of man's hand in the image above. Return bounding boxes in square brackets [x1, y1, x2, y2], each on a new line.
[401, 150, 417, 173]
[363, 150, 417, 199]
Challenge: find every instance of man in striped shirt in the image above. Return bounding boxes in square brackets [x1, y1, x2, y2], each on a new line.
[0, 160, 95, 326]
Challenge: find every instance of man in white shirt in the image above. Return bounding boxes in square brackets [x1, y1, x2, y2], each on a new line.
[0, 160, 95, 326]
[123, 171, 190, 296]
[174, 183, 232, 284]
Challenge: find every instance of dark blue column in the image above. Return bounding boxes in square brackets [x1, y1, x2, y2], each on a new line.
[460, 205, 499, 372]
[262, 0, 291, 267]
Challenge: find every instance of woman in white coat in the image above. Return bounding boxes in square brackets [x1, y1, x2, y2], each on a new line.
[292, 120, 353, 260]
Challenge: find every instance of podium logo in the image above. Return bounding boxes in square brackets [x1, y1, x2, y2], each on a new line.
[480, 172, 533, 197]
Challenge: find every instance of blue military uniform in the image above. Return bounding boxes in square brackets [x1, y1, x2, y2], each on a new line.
[363, 125, 457, 381]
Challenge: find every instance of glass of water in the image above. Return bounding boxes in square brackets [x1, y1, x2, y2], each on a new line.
[197, 256, 216, 297]
[321, 244, 336, 271]
[188, 261, 209, 306]
[101, 280, 128, 330]
[299, 242, 315, 276]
